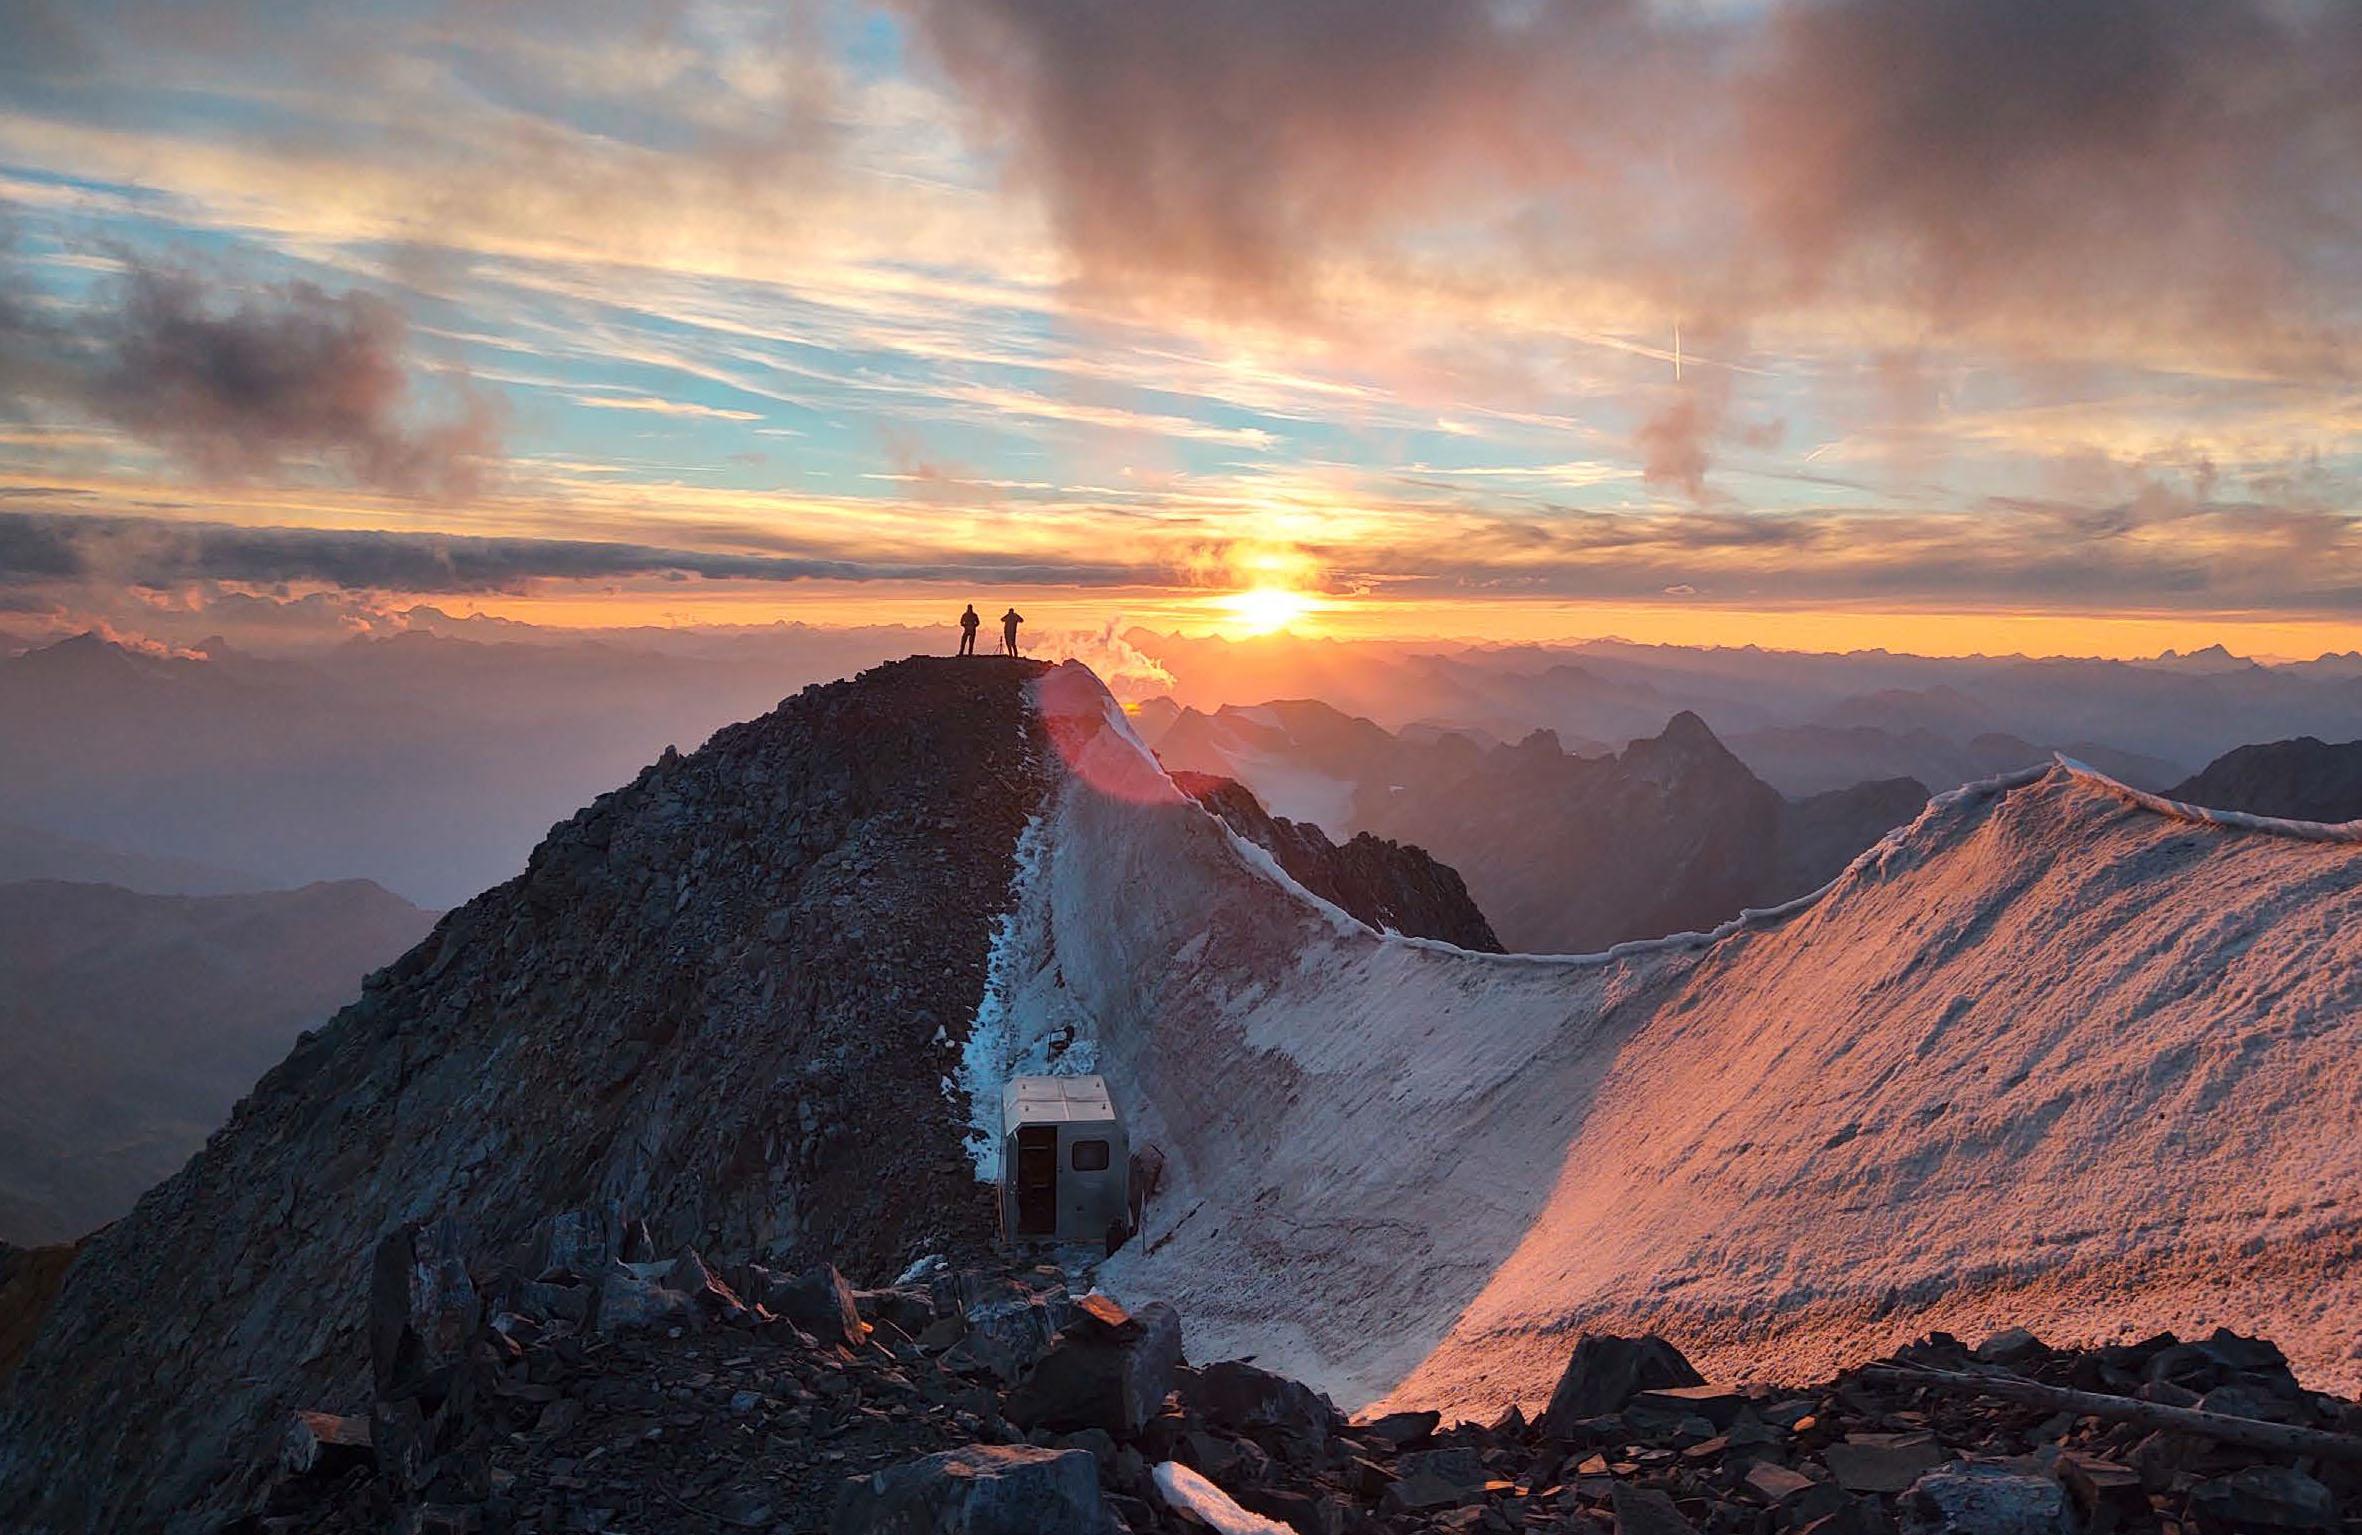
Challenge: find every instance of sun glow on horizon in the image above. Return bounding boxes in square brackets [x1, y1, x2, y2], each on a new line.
[1215, 585, 1322, 635]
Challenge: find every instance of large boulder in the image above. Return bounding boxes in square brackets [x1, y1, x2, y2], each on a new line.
[1177, 1360, 1339, 1458]
[369, 1220, 479, 1409]
[664, 1247, 751, 1325]
[1004, 1297, 1183, 1440]
[1609, 1482, 1699, 1535]
[757, 1263, 865, 1346]
[1901, 1464, 2071, 1535]
[949, 1285, 1075, 1382]
[1537, 1335, 1703, 1435]
[591, 1260, 695, 1336]
[2185, 1467, 2337, 1533]
[829, 1443, 1113, 1535]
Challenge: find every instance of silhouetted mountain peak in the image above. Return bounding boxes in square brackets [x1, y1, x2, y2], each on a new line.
[9, 632, 163, 684]
[1653, 709, 1726, 755]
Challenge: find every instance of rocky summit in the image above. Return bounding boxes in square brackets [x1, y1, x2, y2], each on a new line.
[0, 657, 1058, 1534]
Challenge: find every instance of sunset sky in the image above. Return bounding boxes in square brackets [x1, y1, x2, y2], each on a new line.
[1, 0, 2357, 657]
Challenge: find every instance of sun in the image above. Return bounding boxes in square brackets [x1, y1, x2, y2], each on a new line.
[1216, 585, 1319, 635]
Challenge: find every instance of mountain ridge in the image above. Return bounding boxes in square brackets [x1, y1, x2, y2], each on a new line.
[5, 659, 2358, 1534]
[1002, 668, 2362, 1418]
[0, 658, 1053, 1534]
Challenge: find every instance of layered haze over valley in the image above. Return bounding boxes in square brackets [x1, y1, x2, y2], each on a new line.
[6, 622, 2359, 909]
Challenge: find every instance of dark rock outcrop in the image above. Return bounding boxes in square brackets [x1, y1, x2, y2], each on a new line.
[2167, 737, 2362, 823]
[1004, 1295, 1183, 1439]
[0, 658, 1057, 1535]
[830, 1443, 1113, 1535]
[1538, 1333, 1705, 1434]
[1171, 771, 1502, 951]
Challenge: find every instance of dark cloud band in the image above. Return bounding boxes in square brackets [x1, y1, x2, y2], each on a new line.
[0, 510, 1158, 593]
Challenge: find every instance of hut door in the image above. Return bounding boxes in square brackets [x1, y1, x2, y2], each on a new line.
[1014, 1125, 1059, 1236]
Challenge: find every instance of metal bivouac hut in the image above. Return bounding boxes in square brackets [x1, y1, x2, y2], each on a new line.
[999, 1074, 1130, 1247]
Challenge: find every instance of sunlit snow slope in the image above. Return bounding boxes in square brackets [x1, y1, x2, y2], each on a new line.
[1010, 664, 2362, 1417]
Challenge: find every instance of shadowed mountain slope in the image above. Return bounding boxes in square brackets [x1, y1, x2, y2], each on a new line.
[0, 658, 1053, 1535]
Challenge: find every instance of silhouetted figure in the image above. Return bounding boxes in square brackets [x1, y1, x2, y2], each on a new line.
[957, 604, 979, 656]
[1000, 608, 1023, 657]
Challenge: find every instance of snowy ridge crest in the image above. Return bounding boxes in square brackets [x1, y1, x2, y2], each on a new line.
[1030, 662, 2077, 967]
[2055, 754, 2362, 843]
[1013, 661, 2362, 1416]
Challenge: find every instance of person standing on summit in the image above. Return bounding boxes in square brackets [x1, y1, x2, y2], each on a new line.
[957, 603, 980, 656]
[1000, 607, 1024, 657]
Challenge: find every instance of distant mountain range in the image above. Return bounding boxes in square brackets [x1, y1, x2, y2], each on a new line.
[1138, 697, 1926, 952]
[1122, 629, 2362, 778]
[0, 878, 435, 1243]
[0, 630, 906, 906]
[11, 625, 2358, 910]
[0, 819, 268, 895]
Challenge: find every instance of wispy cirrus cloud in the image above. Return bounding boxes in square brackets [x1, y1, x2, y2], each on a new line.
[569, 393, 764, 422]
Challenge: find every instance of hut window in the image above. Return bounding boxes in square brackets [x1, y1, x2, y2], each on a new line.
[1071, 1139, 1111, 1172]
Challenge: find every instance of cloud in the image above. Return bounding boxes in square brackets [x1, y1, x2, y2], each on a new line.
[889, 0, 1622, 306]
[1634, 333, 1782, 500]
[570, 394, 764, 422]
[0, 241, 502, 497]
[1734, 0, 2362, 367]
[1033, 618, 1177, 701]
[892, 0, 2362, 370]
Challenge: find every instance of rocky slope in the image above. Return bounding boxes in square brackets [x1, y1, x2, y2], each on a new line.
[2167, 736, 2362, 823]
[0, 657, 1056, 1535]
[260, 1235, 2357, 1535]
[0, 878, 436, 1243]
[1170, 771, 1501, 951]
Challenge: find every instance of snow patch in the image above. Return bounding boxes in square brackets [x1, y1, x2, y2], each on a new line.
[1153, 1462, 1292, 1535]
[957, 811, 1098, 1181]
